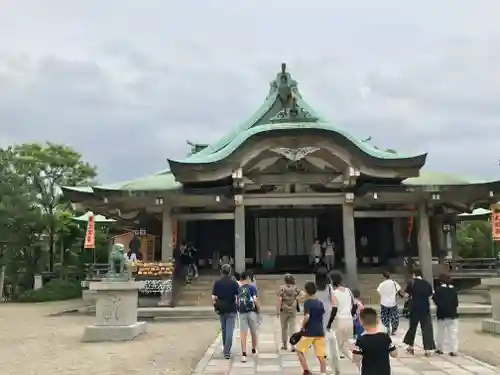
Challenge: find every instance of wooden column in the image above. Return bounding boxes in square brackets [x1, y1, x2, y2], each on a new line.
[161, 207, 174, 261]
[418, 203, 434, 285]
[343, 203, 358, 289]
[234, 204, 246, 273]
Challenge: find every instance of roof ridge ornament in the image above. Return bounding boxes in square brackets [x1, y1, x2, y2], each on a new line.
[268, 63, 318, 124]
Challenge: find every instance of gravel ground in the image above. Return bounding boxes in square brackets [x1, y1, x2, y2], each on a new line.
[458, 318, 500, 366]
[0, 301, 218, 375]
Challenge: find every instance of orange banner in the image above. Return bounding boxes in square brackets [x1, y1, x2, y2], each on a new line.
[492, 210, 500, 241]
[84, 214, 95, 249]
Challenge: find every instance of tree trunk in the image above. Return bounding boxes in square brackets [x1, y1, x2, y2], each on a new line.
[49, 230, 55, 272]
[59, 238, 64, 279]
[0, 264, 5, 299]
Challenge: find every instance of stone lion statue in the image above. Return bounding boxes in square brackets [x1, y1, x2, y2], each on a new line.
[109, 243, 126, 275]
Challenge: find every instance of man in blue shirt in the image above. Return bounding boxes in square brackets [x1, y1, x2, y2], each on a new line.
[296, 281, 326, 375]
[212, 264, 239, 359]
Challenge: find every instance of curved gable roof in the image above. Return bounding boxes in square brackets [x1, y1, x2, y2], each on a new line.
[169, 63, 426, 168]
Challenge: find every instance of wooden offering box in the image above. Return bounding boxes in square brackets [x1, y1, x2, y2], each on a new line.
[134, 261, 174, 279]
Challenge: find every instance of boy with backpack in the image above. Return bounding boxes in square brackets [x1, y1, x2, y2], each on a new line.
[277, 274, 301, 351]
[237, 270, 260, 362]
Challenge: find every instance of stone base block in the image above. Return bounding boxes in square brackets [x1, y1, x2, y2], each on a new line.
[81, 321, 147, 342]
[482, 319, 500, 334]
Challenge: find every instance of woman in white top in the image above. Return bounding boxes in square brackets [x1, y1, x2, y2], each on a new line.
[327, 272, 354, 368]
[323, 237, 335, 270]
[314, 269, 341, 375]
[377, 270, 402, 335]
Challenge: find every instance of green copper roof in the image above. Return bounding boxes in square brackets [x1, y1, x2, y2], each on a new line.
[181, 122, 421, 165]
[402, 171, 486, 186]
[98, 170, 180, 191]
[170, 63, 426, 166]
[62, 168, 499, 195]
[63, 169, 180, 195]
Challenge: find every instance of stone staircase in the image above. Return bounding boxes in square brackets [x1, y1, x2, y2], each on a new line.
[174, 275, 217, 307]
[173, 272, 406, 307]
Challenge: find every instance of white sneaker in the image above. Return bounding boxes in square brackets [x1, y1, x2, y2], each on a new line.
[241, 355, 247, 363]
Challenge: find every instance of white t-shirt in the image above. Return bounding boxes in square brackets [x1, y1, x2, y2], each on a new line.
[332, 287, 353, 319]
[377, 279, 401, 307]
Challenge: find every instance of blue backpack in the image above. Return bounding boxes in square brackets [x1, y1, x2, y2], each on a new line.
[237, 284, 255, 313]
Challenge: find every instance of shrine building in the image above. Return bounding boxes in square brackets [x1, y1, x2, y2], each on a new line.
[63, 63, 500, 288]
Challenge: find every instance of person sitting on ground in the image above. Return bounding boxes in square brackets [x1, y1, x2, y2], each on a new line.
[237, 270, 260, 363]
[432, 273, 459, 356]
[352, 307, 398, 375]
[296, 281, 326, 375]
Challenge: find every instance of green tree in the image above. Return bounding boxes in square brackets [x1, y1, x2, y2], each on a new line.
[0, 147, 43, 297]
[456, 220, 492, 258]
[13, 143, 97, 271]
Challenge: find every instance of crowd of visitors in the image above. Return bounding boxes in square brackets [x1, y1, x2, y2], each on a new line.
[210, 264, 459, 375]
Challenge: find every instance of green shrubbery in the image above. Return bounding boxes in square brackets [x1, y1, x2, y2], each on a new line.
[17, 279, 82, 302]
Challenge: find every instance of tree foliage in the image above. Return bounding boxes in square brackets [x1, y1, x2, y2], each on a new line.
[0, 147, 44, 295]
[12, 143, 97, 271]
[456, 220, 493, 258]
[0, 142, 105, 299]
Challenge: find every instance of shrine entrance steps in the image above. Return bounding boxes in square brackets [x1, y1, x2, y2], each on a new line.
[173, 272, 406, 307]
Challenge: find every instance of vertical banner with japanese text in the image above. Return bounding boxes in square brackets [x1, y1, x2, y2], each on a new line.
[492, 209, 500, 241]
[84, 214, 95, 249]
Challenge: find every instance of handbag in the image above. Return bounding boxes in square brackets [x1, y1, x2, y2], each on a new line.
[402, 299, 412, 318]
[289, 331, 304, 346]
[347, 288, 358, 317]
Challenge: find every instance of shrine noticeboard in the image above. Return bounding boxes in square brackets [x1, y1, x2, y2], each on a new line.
[84, 214, 95, 249]
[492, 211, 500, 241]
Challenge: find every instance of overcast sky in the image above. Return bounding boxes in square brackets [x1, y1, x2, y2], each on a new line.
[1, 0, 500, 183]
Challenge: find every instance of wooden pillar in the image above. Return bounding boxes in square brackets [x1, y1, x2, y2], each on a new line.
[161, 207, 174, 261]
[234, 204, 246, 273]
[343, 203, 358, 289]
[418, 203, 434, 285]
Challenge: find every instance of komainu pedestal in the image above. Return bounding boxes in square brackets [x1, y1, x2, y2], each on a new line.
[81, 281, 146, 342]
[481, 278, 500, 334]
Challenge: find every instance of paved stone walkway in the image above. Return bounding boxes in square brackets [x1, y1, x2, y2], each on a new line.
[192, 315, 500, 375]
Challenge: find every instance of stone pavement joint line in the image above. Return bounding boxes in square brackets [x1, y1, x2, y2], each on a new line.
[191, 315, 500, 375]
